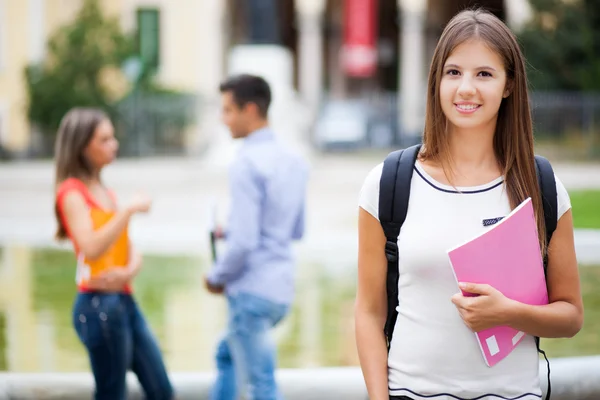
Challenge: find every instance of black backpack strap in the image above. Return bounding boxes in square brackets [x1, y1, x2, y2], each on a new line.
[534, 155, 558, 400]
[378, 144, 421, 349]
[535, 155, 558, 254]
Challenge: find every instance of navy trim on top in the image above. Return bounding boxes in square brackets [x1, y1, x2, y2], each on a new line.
[413, 166, 504, 194]
[389, 387, 541, 400]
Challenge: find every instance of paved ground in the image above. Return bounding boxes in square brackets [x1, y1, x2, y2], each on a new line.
[1, 151, 599, 267]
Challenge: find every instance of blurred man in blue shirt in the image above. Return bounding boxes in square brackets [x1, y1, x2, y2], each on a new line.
[206, 74, 309, 400]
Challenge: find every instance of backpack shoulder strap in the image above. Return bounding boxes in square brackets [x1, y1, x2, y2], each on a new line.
[534, 155, 558, 252]
[378, 144, 421, 346]
[534, 155, 557, 400]
[379, 144, 422, 232]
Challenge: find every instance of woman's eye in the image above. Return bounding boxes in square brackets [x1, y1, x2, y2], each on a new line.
[446, 69, 460, 76]
[479, 71, 493, 77]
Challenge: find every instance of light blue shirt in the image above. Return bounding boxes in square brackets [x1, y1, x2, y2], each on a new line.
[207, 127, 309, 305]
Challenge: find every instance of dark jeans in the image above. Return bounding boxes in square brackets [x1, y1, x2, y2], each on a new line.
[72, 292, 174, 400]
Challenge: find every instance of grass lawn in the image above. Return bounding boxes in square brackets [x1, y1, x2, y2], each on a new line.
[569, 190, 600, 229]
[542, 265, 600, 358]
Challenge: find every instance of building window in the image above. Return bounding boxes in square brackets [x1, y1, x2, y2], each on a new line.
[137, 8, 160, 72]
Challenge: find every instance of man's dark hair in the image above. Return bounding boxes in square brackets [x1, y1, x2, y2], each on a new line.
[219, 74, 272, 118]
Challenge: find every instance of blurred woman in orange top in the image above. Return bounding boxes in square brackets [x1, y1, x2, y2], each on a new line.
[54, 108, 174, 400]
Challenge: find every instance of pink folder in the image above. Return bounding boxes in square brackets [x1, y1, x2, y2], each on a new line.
[447, 197, 549, 367]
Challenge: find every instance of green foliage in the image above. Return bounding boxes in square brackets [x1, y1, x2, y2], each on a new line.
[24, 0, 133, 138]
[570, 190, 600, 229]
[519, 0, 600, 91]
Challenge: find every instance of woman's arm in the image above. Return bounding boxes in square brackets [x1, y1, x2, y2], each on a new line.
[453, 210, 583, 338]
[86, 242, 142, 291]
[506, 209, 583, 338]
[355, 207, 390, 400]
[126, 242, 143, 279]
[60, 191, 149, 260]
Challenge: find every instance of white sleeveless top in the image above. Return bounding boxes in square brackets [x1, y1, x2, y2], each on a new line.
[358, 160, 571, 400]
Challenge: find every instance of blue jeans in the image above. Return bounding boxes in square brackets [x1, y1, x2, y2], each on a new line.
[210, 293, 289, 400]
[72, 292, 174, 400]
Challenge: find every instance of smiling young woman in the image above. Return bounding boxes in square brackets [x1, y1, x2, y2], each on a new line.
[355, 8, 582, 400]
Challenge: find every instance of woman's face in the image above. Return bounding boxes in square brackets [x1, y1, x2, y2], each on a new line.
[83, 119, 119, 169]
[439, 39, 510, 134]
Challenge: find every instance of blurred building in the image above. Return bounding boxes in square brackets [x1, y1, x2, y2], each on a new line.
[0, 0, 533, 156]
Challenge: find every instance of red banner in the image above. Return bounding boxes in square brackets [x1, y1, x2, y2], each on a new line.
[342, 0, 378, 77]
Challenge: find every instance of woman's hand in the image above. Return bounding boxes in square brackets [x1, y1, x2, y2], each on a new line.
[125, 192, 152, 215]
[451, 282, 515, 332]
[87, 245, 142, 292]
[87, 268, 131, 292]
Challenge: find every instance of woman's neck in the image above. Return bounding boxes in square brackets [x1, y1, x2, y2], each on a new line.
[447, 126, 497, 172]
[79, 170, 102, 186]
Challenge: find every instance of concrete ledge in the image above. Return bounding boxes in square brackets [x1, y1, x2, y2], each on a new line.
[1, 357, 600, 400]
[0, 367, 366, 400]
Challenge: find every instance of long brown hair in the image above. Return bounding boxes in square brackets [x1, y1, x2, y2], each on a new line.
[420, 9, 547, 256]
[54, 107, 109, 240]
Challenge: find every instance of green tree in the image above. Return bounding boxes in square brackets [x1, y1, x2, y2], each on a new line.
[519, 0, 600, 91]
[24, 0, 134, 144]
[24, 0, 197, 157]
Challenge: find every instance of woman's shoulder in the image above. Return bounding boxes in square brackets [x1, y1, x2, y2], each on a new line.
[361, 162, 384, 194]
[553, 173, 571, 221]
[358, 162, 384, 220]
[56, 177, 85, 197]
[56, 178, 94, 208]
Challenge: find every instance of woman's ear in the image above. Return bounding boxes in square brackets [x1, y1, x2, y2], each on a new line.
[503, 80, 514, 98]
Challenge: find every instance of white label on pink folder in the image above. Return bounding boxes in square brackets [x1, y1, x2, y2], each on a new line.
[486, 335, 500, 356]
[512, 331, 525, 345]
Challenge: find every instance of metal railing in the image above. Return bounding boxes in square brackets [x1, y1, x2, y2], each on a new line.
[113, 91, 200, 157]
[316, 91, 600, 158]
[529, 92, 600, 159]
[22, 90, 599, 159]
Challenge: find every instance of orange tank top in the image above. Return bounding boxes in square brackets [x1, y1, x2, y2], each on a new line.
[56, 178, 132, 293]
